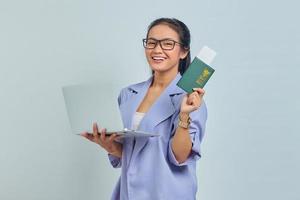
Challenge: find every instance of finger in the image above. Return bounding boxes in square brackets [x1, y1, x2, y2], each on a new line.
[190, 92, 200, 100]
[190, 98, 197, 107]
[87, 134, 95, 141]
[81, 132, 94, 141]
[187, 93, 196, 105]
[109, 133, 118, 143]
[93, 122, 100, 137]
[93, 123, 102, 144]
[187, 95, 193, 105]
[114, 134, 123, 142]
[81, 131, 91, 138]
[190, 92, 201, 105]
[100, 128, 107, 144]
[192, 88, 205, 96]
[193, 97, 200, 107]
[80, 131, 88, 137]
[193, 96, 202, 108]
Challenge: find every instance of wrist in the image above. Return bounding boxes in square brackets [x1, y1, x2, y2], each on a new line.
[179, 112, 190, 122]
[178, 112, 191, 129]
[108, 150, 122, 158]
[108, 145, 122, 158]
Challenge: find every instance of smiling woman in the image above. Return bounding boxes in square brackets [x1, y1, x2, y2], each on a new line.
[81, 17, 207, 200]
[145, 18, 191, 76]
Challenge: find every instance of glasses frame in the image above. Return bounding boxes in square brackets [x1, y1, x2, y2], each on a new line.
[142, 38, 184, 50]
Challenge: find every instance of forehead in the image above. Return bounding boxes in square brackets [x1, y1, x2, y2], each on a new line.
[147, 24, 179, 40]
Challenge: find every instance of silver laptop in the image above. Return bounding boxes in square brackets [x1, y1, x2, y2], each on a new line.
[62, 83, 159, 138]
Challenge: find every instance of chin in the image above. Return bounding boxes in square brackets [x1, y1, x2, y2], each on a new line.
[150, 65, 177, 75]
[150, 65, 168, 72]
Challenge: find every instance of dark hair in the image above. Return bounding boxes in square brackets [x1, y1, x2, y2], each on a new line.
[146, 18, 191, 75]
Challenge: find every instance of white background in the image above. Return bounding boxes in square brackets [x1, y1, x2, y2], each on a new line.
[1, 0, 299, 199]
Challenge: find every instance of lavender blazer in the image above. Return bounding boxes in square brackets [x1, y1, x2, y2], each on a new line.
[109, 73, 207, 200]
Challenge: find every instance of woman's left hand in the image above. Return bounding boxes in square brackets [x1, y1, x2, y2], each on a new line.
[180, 88, 205, 114]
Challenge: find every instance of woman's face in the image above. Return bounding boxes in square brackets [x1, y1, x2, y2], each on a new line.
[145, 24, 188, 75]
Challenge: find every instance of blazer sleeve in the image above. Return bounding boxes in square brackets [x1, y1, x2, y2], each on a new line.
[108, 154, 122, 168]
[168, 101, 208, 167]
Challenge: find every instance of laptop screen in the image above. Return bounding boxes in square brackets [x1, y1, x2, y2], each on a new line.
[62, 83, 123, 134]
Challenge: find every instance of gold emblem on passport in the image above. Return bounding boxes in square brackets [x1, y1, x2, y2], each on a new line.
[196, 67, 211, 84]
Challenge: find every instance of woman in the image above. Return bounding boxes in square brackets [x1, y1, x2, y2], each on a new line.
[81, 18, 207, 200]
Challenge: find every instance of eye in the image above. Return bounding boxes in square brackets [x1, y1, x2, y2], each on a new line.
[147, 41, 156, 45]
[162, 40, 174, 46]
[145, 39, 157, 46]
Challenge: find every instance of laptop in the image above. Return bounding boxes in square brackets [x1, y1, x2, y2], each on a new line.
[62, 82, 159, 138]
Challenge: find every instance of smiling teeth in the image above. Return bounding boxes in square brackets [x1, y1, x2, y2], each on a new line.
[153, 57, 165, 61]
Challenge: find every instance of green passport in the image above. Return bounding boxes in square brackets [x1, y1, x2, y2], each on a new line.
[177, 46, 216, 93]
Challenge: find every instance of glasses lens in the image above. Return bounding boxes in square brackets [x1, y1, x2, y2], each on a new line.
[161, 40, 175, 50]
[143, 39, 157, 49]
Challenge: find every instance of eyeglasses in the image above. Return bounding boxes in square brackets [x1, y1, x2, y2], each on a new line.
[142, 38, 183, 50]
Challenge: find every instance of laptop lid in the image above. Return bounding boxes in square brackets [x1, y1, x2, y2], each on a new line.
[62, 83, 124, 135]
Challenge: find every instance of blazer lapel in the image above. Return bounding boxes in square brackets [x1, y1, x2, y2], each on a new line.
[131, 73, 184, 163]
[118, 77, 153, 130]
[118, 77, 153, 167]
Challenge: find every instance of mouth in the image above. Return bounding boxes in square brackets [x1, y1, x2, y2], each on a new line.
[151, 56, 166, 63]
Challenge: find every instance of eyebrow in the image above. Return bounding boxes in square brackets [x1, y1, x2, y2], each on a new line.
[147, 37, 176, 41]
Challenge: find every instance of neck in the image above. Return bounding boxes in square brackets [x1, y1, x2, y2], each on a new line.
[151, 70, 178, 89]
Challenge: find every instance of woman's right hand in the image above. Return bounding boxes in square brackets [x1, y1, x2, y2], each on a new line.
[80, 123, 123, 158]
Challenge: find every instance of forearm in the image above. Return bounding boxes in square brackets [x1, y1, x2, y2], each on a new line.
[171, 113, 192, 164]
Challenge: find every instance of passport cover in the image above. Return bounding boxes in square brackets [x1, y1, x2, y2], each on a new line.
[177, 57, 215, 93]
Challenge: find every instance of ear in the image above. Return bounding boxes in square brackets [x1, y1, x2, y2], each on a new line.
[180, 48, 189, 59]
